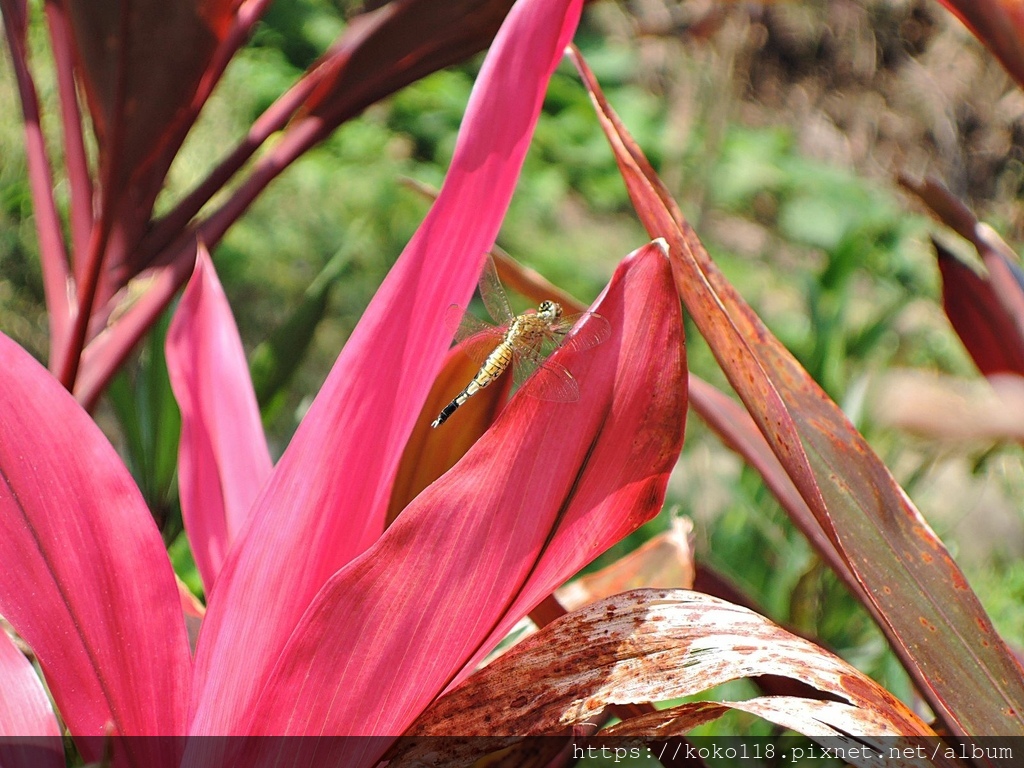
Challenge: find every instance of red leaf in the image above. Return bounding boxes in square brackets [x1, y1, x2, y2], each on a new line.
[59, 0, 238, 266]
[244, 242, 684, 751]
[166, 244, 273, 592]
[0, 629, 62, 753]
[0, 335, 191, 756]
[571, 46, 1024, 737]
[298, 0, 515, 134]
[188, 0, 585, 735]
[0, 0, 71, 347]
[935, 240, 1024, 376]
[900, 176, 1024, 376]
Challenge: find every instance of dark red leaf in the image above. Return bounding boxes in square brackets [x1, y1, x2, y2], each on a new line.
[572, 46, 1024, 737]
[935, 240, 1024, 376]
[59, 0, 238, 269]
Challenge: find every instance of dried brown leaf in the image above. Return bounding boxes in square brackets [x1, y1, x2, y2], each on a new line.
[403, 590, 935, 742]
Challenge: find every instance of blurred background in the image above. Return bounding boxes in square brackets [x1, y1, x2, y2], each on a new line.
[2, 0, 1023, 737]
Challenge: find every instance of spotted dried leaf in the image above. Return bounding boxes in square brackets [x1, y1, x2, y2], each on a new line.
[397, 590, 935, 758]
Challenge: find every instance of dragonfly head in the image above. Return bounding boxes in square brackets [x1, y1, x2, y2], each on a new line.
[538, 300, 562, 322]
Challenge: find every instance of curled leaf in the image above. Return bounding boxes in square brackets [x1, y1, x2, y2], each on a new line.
[399, 590, 936, 752]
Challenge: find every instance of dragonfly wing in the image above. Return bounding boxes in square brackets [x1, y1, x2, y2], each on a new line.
[447, 304, 494, 341]
[511, 340, 580, 402]
[551, 311, 612, 354]
[446, 304, 504, 365]
[522, 357, 580, 402]
[478, 254, 516, 325]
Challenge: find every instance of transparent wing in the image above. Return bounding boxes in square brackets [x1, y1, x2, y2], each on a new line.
[444, 303, 504, 366]
[510, 337, 581, 403]
[515, 355, 580, 402]
[505, 311, 610, 402]
[509, 335, 545, 389]
[549, 311, 612, 354]
[477, 254, 516, 324]
[445, 303, 496, 342]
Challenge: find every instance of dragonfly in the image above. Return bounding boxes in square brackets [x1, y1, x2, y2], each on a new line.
[431, 256, 611, 428]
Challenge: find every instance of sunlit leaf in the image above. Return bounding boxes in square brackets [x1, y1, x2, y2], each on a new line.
[0, 628, 62, 756]
[188, 0, 586, 736]
[0, 334, 191, 765]
[607, 699, 965, 767]
[241, 242, 683, 755]
[166, 244, 273, 591]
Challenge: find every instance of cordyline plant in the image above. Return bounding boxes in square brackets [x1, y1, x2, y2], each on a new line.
[2, 0, 1024, 766]
[0, 0, 524, 410]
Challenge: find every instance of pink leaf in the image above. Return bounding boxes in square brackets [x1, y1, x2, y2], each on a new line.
[0, 334, 191, 757]
[0, 630, 62, 761]
[189, 0, 584, 734]
[244, 242, 684, 755]
[166, 244, 273, 592]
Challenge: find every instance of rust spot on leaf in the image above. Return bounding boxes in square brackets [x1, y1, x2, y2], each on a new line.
[838, 672, 873, 704]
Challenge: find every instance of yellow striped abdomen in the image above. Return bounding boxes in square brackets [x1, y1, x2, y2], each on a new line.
[430, 341, 514, 428]
[430, 310, 558, 429]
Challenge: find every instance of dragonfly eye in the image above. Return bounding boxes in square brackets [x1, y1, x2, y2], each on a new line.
[539, 300, 562, 319]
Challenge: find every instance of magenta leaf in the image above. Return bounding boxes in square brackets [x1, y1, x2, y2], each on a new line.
[188, 0, 584, 735]
[0, 629, 62, 762]
[0, 335, 191, 760]
[166, 244, 273, 592]
[243, 242, 684, 758]
[0, 629, 62, 768]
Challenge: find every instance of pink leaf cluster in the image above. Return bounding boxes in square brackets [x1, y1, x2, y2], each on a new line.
[0, 0, 686, 761]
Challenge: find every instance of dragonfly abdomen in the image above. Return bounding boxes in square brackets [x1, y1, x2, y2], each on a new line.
[430, 341, 515, 428]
